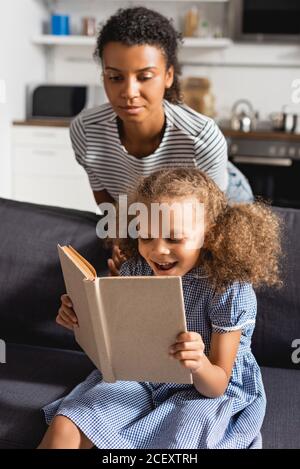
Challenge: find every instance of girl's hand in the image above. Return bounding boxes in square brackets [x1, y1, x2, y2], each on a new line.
[169, 332, 205, 372]
[56, 294, 78, 331]
[107, 243, 127, 276]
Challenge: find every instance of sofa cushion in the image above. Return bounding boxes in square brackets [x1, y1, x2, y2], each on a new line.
[261, 366, 300, 449]
[1, 349, 298, 449]
[0, 343, 95, 449]
[252, 206, 300, 369]
[0, 198, 110, 350]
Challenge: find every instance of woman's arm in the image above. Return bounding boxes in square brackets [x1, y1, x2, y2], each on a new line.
[93, 189, 115, 205]
[194, 119, 228, 192]
[170, 330, 241, 398]
[93, 190, 127, 276]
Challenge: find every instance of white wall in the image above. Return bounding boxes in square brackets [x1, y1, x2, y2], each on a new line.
[0, 0, 46, 198]
[181, 43, 300, 121]
[48, 0, 300, 121]
[1, 0, 300, 201]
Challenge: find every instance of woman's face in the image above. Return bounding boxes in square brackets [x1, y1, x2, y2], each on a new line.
[102, 42, 174, 123]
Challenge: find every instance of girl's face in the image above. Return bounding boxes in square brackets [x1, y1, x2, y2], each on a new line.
[102, 42, 174, 123]
[138, 198, 205, 277]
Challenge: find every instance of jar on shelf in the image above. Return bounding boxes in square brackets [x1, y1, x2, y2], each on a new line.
[181, 77, 216, 118]
[183, 7, 199, 37]
[82, 17, 96, 36]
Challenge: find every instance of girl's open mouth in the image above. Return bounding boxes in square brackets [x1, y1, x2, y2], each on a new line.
[153, 261, 178, 272]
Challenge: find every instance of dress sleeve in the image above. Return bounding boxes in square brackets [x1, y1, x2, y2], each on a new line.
[119, 259, 135, 276]
[209, 282, 257, 334]
[69, 113, 105, 191]
[119, 256, 150, 277]
[194, 118, 228, 192]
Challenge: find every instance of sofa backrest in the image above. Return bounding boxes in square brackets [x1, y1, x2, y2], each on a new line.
[0, 198, 110, 351]
[252, 206, 300, 370]
[1, 199, 299, 369]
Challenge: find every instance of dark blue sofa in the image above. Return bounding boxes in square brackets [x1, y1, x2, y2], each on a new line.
[0, 198, 299, 449]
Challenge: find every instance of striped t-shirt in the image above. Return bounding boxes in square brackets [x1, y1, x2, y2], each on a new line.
[70, 100, 228, 200]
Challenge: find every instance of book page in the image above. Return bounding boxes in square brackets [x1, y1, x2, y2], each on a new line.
[57, 245, 102, 370]
[63, 245, 96, 280]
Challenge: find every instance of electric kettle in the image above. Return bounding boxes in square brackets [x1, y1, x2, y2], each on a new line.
[230, 99, 257, 133]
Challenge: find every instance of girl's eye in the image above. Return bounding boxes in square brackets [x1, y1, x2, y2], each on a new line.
[166, 238, 184, 244]
[139, 237, 153, 242]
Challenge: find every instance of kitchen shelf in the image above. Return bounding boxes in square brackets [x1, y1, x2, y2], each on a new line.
[182, 37, 232, 48]
[32, 35, 232, 48]
[38, 0, 229, 4]
[32, 35, 96, 46]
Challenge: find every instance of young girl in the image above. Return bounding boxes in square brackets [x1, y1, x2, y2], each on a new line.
[39, 168, 281, 449]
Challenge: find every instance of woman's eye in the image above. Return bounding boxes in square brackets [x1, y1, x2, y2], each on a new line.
[108, 76, 123, 82]
[138, 75, 152, 81]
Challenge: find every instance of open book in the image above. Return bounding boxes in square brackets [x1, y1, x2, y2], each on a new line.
[58, 245, 193, 384]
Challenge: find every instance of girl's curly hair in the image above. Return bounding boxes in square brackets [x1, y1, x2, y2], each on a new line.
[118, 168, 282, 291]
[94, 7, 183, 104]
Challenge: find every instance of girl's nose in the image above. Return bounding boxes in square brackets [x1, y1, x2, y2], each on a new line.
[152, 239, 171, 256]
[121, 77, 140, 100]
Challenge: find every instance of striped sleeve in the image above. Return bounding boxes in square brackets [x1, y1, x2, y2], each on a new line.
[209, 282, 257, 334]
[70, 114, 105, 191]
[194, 119, 228, 192]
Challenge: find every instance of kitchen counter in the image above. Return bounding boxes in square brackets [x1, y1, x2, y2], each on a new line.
[13, 119, 71, 127]
[13, 120, 300, 142]
[221, 128, 300, 142]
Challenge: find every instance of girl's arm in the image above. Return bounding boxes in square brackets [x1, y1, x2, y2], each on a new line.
[192, 330, 241, 398]
[170, 330, 241, 398]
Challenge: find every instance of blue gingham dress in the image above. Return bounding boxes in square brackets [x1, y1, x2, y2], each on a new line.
[43, 256, 266, 449]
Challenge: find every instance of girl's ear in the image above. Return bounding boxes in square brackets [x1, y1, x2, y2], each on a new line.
[165, 65, 174, 89]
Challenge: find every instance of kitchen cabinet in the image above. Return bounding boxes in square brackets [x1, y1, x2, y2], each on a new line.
[11, 124, 97, 212]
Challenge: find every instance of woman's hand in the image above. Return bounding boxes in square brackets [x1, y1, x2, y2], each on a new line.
[56, 294, 78, 331]
[107, 243, 127, 276]
[169, 331, 205, 372]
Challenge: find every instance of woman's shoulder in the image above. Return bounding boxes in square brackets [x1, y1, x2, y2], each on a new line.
[70, 102, 116, 132]
[163, 100, 221, 138]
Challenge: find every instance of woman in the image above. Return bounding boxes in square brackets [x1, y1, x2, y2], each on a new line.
[69, 6, 253, 276]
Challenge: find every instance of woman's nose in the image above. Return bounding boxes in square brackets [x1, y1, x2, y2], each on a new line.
[120, 77, 140, 99]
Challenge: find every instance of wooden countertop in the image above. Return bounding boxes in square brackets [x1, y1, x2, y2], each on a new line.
[12, 121, 300, 142]
[222, 128, 300, 142]
[13, 119, 71, 127]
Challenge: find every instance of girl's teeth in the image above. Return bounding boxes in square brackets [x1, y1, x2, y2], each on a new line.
[156, 262, 176, 270]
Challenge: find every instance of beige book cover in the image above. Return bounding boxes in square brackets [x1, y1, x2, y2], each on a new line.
[58, 244, 193, 385]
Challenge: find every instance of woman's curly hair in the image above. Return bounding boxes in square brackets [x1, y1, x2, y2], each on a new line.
[94, 7, 183, 104]
[118, 168, 282, 291]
